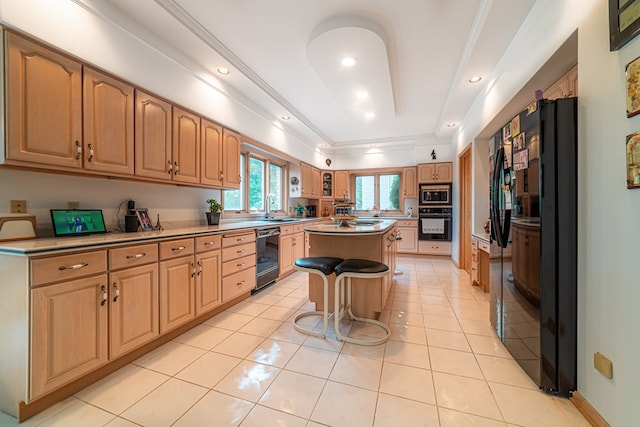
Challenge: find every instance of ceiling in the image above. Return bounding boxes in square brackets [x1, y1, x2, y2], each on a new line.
[85, 0, 538, 153]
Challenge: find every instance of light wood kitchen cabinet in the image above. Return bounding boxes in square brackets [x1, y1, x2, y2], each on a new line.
[471, 237, 490, 292]
[418, 240, 452, 256]
[221, 231, 256, 302]
[172, 107, 200, 184]
[108, 243, 159, 358]
[222, 129, 242, 188]
[159, 238, 196, 333]
[5, 31, 83, 169]
[396, 220, 418, 253]
[321, 171, 334, 198]
[334, 170, 350, 199]
[511, 222, 540, 302]
[280, 224, 306, 276]
[83, 67, 134, 175]
[195, 235, 222, 315]
[301, 163, 321, 198]
[402, 167, 418, 199]
[418, 162, 452, 183]
[200, 119, 224, 187]
[135, 90, 172, 181]
[30, 250, 109, 399]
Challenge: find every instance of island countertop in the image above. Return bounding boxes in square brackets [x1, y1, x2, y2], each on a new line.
[304, 219, 396, 235]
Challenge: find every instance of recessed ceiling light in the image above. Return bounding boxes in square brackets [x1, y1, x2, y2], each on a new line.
[341, 56, 357, 67]
[447, 123, 456, 128]
[356, 90, 369, 99]
[281, 115, 290, 120]
[319, 144, 328, 148]
[364, 112, 375, 119]
[217, 67, 230, 75]
[468, 76, 482, 83]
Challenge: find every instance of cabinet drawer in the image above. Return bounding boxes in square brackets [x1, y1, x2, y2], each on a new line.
[471, 239, 478, 250]
[280, 225, 294, 236]
[479, 241, 490, 253]
[222, 232, 255, 247]
[159, 238, 194, 260]
[109, 243, 158, 270]
[418, 241, 451, 256]
[195, 234, 222, 252]
[31, 250, 107, 287]
[222, 266, 256, 302]
[294, 224, 305, 234]
[222, 254, 255, 276]
[222, 241, 256, 261]
[398, 220, 416, 227]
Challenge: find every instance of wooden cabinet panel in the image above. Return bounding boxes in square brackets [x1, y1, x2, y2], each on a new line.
[334, 171, 350, 199]
[222, 129, 242, 188]
[397, 226, 418, 253]
[402, 167, 418, 198]
[159, 256, 195, 333]
[31, 250, 107, 287]
[222, 242, 256, 261]
[418, 162, 452, 183]
[109, 243, 158, 270]
[222, 266, 256, 302]
[31, 274, 108, 398]
[6, 32, 83, 168]
[172, 107, 200, 184]
[109, 264, 159, 358]
[222, 253, 255, 275]
[135, 90, 172, 180]
[222, 232, 256, 247]
[159, 238, 195, 260]
[418, 240, 451, 256]
[83, 67, 134, 175]
[279, 234, 294, 275]
[200, 119, 224, 186]
[195, 250, 221, 315]
[195, 234, 222, 252]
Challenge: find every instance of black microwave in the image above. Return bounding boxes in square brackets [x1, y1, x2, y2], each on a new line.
[419, 183, 452, 206]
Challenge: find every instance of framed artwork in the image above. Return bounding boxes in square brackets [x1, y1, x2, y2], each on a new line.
[610, 0, 640, 51]
[514, 132, 526, 151]
[511, 115, 521, 137]
[513, 149, 529, 171]
[626, 55, 640, 117]
[135, 208, 153, 231]
[503, 123, 511, 141]
[627, 132, 640, 188]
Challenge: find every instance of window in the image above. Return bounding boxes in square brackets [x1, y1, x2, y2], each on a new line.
[223, 152, 285, 214]
[354, 173, 400, 212]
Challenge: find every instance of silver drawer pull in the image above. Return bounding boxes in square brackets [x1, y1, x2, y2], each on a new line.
[236, 280, 245, 287]
[126, 253, 146, 259]
[59, 262, 89, 271]
[204, 241, 217, 246]
[236, 249, 245, 254]
[172, 246, 186, 252]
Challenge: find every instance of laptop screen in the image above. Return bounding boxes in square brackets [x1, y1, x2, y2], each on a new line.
[50, 209, 107, 237]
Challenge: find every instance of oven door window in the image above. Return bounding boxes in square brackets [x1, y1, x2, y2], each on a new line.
[418, 216, 451, 241]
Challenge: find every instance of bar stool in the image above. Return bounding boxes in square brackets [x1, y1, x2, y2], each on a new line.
[292, 256, 344, 338]
[333, 259, 391, 346]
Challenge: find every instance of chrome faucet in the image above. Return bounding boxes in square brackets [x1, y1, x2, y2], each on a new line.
[264, 193, 275, 219]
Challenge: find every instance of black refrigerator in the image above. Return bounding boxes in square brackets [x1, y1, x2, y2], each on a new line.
[489, 97, 577, 396]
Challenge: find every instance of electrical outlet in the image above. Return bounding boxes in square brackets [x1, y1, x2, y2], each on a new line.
[594, 352, 613, 379]
[10, 200, 27, 213]
[67, 201, 80, 209]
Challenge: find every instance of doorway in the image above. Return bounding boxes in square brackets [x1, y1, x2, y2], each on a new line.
[459, 146, 472, 273]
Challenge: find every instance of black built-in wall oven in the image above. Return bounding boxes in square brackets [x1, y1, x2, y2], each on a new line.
[418, 183, 452, 241]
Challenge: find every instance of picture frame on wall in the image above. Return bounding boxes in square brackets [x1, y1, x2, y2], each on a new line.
[625, 55, 640, 117]
[610, 0, 640, 51]
[627, 132, 640, 188]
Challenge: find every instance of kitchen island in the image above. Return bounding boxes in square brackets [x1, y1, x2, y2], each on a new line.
[304, 219, 398, 319]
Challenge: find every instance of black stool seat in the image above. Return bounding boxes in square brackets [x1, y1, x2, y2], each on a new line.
[295, 257, 344, 275]
[335, 259, 389, 276]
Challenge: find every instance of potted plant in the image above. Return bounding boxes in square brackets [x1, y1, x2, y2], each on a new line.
[205, 199, 223, 225]
[294, 202, 305, 217]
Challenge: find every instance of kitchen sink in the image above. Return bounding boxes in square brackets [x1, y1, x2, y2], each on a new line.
[263, 218, 303, 222]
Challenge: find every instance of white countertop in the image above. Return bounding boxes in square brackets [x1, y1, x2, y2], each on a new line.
[304, 219, 396, 236]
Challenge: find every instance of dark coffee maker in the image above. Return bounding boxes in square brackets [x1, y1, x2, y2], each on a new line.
[306, 205, 317, 217]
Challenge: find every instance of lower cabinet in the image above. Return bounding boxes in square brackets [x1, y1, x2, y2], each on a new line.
[159, 238, 196, 334]
[221, 231, 256, 302]
[396, 220, 418, 253]
[280, 224, 305, 276]
[418, 240, 452, 256]
[195, 235, 222, 316]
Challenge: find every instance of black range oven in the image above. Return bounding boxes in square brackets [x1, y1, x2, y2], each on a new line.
[418, 207, 452, 241]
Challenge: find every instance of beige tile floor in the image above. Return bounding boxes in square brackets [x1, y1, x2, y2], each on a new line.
[0, 256, 590, 427]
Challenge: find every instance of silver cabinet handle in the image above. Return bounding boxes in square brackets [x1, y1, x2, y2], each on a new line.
[126, 253, 146, 259]
[75, 140, 82, 160]
[172, 246, 186, 252]
[59, 262, 88, 271]
[101, 285, 107, 306]
[88, 143, 94, 162]
[112, 282, 120, 303]
[197, 260, 202, 276]
[204, 241, 217, 246]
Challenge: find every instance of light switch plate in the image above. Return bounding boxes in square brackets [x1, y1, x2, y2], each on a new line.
[10, 200, 27, 213]
[594, 352, 613, 379]
[67, 201, 80, 209]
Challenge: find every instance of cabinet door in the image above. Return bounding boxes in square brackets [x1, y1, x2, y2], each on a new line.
[334, 171, 350, 199]
[293, 232, 305, 263]
[6, 32, 83, 168]
[321, 172, 333, 198]
[402, 167, 417, 198]
[312, 167, 322, 197]
[397, 227, 417, 253]
[159, 256, 195, 333]
[200, 119, 224, 186]
[300, 163, 313, 198]
[279, 234, 294, 275]
[435, 163, 452, 182]
[83, 67, 134, 175]
[172, 107, 200, 184]
[109, 264, 159, 358]
[418, 164, 435, 183]
[31, 275, 108, 399]
[222, 129, 242, 188]
[195, 250, 222, 315]
[135, 90, 172, 181]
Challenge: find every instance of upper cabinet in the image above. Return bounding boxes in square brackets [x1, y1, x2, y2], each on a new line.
[402, 167, 417, 198]
[418, 162, 452, 183]
[83, 67, 134, 175]
[134, 90, 173, 181]
[300, 163, 321, 198]
[334, 170, 350, 199]
[5, 32, 83, 169]
[200, 119, 224, 187]
[321, 172, 333, 198]
[222, 129, 242, 189]
[172, 107, 200, 185]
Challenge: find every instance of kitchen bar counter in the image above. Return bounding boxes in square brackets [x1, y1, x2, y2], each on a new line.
[305, 219, 398, 319]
